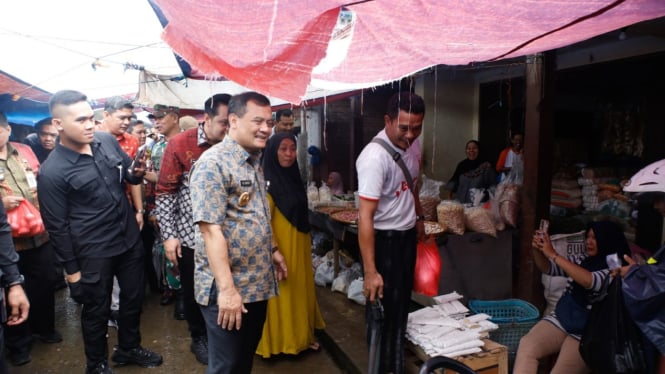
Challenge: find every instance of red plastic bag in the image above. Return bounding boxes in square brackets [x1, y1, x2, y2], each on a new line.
[413, 238, 441, 296]
[6, 199, 46, 238]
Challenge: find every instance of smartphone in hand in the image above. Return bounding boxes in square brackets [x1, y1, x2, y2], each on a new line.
[130, 145, 146, 172]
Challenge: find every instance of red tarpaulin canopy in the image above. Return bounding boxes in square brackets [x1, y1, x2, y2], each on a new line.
[154, 0, 665, 104]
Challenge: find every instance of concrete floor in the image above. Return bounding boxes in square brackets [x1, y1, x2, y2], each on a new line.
[8, 286, 364, 374]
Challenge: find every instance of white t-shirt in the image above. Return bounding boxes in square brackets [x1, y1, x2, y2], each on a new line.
[356, 129, 421, 231]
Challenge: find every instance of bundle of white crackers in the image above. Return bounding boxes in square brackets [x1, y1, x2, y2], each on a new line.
[406, 292, 498, 358]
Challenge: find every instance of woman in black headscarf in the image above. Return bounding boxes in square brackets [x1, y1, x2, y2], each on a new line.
[446, 140, 496, 204]
[514, 220, 631, 373]
[256, 132, 325, 358]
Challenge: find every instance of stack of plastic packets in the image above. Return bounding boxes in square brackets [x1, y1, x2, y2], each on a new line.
[406, 292, 498, 358]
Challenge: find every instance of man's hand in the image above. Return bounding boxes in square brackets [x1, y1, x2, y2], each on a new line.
[216, 286, 247, 331]
[130, 160, 146, 178]
[363, 270, 384, 303]
[6, 285, 29, 326]
[272, 249, 288, 281]
[164, 238, 182, 265]
[416, 219, 426, 241]
[135, 212, 144, 230]
[2, 196, 24, 211]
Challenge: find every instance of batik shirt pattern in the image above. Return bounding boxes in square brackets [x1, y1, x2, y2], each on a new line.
[190, 137, 276, 306]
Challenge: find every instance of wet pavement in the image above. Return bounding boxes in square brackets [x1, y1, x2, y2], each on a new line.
[9, 287, 357, 374]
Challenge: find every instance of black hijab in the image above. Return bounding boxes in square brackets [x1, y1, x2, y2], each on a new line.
[449, 141, 489, 189]
[263, 132, 310, 233]
[571, 220, 630, 302]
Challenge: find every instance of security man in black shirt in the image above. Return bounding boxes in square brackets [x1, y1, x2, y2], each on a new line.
[38, 90, 162, 374]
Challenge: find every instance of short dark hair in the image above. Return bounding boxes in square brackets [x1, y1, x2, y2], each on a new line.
[0, 112, 7, 128]
[228, 92, 271, 118]
[276, 109, 293, 121]
[104, 96, 134, 113]
[204, 94, 232, 118]
[386, 91, 425, 120]
[127, 119, 144, 134]
[49, 90, 88, 115]
[35, 117, 53, 132]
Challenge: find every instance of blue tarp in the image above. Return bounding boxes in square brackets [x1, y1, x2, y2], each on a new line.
[0, 93, 50, 127]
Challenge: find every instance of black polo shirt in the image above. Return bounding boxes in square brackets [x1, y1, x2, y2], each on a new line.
[38, 132, 143, 275]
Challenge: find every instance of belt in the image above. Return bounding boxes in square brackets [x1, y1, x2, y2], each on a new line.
[374, 227, 416, 239]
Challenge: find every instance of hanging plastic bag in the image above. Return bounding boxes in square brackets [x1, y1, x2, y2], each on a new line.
[579, 276, 648, 373]
[6, 199, 45, 238]
[413, 238, 441, 296]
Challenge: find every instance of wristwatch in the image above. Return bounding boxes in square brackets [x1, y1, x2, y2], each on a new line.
[136, 209, 146, 214]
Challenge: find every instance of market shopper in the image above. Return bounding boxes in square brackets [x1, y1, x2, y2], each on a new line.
[273, 109, 295, 134]
[256, 132, 325, 358]
[23, 117, 57, 163]
[446, 140, 496, 204]
[0, 112, 59, 366]
[326, 171, 345, 195]
[127, 119, 148, 146]
[355, 91, 426, 374]
[155, 93, 231, 364]
[513, 220, 630, 374]
[38, 90, 163, 373]
[190, 91, 287, 374]
[0, 201, 30, 374]
[495, 131, 523, 182]
[146, 104, 183, 314]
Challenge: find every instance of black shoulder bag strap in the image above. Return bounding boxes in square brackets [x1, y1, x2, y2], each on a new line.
[371, 138, 414, 192]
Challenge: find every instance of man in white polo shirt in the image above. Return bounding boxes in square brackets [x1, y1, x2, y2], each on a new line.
[356, 91, 426, 374]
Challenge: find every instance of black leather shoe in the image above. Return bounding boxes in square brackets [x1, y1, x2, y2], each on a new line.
[111, 346, 163, 368]
[190, 336, 208, 365]
[34, 330, 63, 343]
[10, 351, 31, 366]
[86, 361, 114, 374]
[174, 290, 185, 320]
[160, 289, 175, 305]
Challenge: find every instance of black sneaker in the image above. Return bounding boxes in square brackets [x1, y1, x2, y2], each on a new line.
[86, 361, 114, 374]
[190, 336, 208, 365]
[111, 346, 163, 367]
[34, 330, 63, 343]
[10, 351, 31, 366]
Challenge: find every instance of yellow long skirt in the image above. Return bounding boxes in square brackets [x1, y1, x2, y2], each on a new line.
[256, 196, 326, 357]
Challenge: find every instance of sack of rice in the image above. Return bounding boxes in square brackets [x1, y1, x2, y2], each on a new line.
[437, 200, 465, 235]
[464, 207, 497, 237]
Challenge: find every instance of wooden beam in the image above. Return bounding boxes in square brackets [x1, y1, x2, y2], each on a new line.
[517, 52, 555, 309]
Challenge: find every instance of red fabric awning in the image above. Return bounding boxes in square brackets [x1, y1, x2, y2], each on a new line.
[155, 0, 665, 104]
[0, 70, 51, 102]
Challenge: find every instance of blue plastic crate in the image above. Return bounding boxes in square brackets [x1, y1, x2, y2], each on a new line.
[468, 299, 540, 365]
[468, 299, 539, 323]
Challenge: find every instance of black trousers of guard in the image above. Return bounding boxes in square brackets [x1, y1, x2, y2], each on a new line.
[181, 246, 206, 338]
[78, 243, 145, 368]
[366, 227, 417, 374]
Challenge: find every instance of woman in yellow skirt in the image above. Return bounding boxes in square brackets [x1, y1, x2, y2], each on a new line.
[257, 132, 325, 357]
